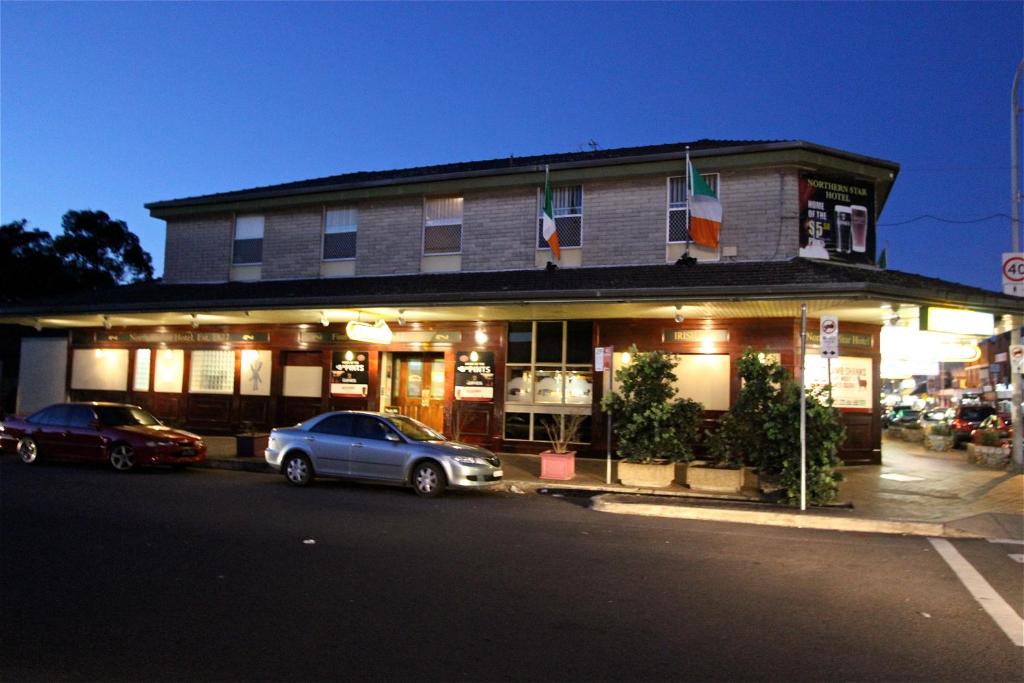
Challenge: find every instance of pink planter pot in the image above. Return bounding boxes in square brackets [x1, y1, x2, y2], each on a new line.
[540, 450, 576, 480]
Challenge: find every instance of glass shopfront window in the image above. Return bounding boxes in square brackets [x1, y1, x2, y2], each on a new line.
[504, 320, 593, 442]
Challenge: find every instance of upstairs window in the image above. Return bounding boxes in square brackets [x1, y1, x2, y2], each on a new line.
[667, 174, 719, 243]
[537, 185, 583, 249]
[323, 207, 358, 260]
[233, 215, 264, 264]
[423, 197, 463, 255]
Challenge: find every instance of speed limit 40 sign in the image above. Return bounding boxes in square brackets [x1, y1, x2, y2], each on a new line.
[1003, 252, 1024, 296]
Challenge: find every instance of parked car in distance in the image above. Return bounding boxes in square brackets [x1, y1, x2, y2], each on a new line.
[0, 402, 206, 471]
[919, 409, 951, 430]
[951, 404, 998, 446]
[888, 408, 922, 426]
[969, 415, 1014, 447]
[265, 411, 503, 497]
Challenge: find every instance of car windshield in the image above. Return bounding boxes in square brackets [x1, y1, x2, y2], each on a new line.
[388, 415, 445, 442]
[94, 406, 161, 427]
[924, 410, 947, 421]
[960, 406, 995, 421]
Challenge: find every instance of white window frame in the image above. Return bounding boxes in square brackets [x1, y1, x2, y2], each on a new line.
[232, 214, 265, 265]
[422, 197, 463, 256]
[666, 174, 720, 244]
[322, 206, 358, 261]
[536, 185, 584, 250]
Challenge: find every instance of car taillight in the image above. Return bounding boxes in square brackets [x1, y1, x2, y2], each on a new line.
[952, 419, 966, 430]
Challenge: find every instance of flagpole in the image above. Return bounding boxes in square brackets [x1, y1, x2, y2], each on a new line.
[685, 146, 691, 256]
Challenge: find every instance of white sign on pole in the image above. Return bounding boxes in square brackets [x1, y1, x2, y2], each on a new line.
[819, 315, 839, 358]
[1011, 345, 1024, 373]
[1002, 252, 1024, 296]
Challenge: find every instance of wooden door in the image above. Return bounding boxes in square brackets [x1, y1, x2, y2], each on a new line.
[393, 354, 446, 433]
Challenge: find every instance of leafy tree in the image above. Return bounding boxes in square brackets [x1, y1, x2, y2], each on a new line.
[707, 349, 846, 505]
[601, 345, 704, 464]
[0, 211, 153, 302]
[54, 210, 153, 288]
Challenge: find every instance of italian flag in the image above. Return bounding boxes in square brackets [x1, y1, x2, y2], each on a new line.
[541, 166, 561, 259]
[688, 159, 721, 249]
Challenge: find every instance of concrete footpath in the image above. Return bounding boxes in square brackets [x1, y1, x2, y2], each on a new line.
[199, 434, 1023, 540]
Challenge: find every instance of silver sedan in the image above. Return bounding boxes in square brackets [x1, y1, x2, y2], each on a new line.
[265, 411, 503, 497]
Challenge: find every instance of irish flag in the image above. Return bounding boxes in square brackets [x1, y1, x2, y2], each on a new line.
[688, 159, 721, 249]
[541, 165, 561, 259]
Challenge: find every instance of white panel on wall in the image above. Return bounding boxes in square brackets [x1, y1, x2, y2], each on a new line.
[239, 350, 272, 396]
[70, 349, 129, 391]
[133, 349, 151, 391]
[154, 349, 185, 393]
[189, 349, 235, 394]
[283, 365, 322, 398]
[17, 337, 68, 414]
[671, 354, 731, 411]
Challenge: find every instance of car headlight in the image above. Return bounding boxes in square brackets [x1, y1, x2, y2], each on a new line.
[452, 455, 485, 465]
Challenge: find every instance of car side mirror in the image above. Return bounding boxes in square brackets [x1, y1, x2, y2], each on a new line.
[385, 432, 401, 443]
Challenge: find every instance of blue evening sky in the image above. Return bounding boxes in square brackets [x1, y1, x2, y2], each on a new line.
[2, 2, 1021, 291]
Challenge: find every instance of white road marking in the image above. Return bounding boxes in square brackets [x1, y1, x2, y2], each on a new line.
[1010, 554, 1024, 564]
[988, 538, 1024, 546]
[928, 538, 1024, 647]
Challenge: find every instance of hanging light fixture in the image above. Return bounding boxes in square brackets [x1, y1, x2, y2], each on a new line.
[102, 315, 112, 330]
[320, 311, 330, 327]
[397, 310, 406, 326]
[191, 313, 200, 329]
[673, 306, 684, 324]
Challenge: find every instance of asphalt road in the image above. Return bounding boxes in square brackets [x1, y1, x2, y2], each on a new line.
[1, 457, 1021, 682]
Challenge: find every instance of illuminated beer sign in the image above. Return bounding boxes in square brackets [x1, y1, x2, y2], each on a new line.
[921, 307, 994, 336]
[798, 174, 876, 265]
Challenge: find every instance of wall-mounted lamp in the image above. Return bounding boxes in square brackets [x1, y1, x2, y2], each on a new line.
[673, 306, 684, 324]
[620, 351, 632, 366]
[320, 312, 330, 327]
[190, 313, 199, 329]
[397, 310, 406, 326]
[888, 304, 901, 326]
[102, 315, 112, 330]
[33, 319, 42, 331]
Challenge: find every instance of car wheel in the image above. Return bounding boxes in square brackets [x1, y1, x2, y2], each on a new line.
[109, 443, 136, 472]
[412, 460, 446, 498]
[17, 437, 39, 465]
[283, 453, 313, 486]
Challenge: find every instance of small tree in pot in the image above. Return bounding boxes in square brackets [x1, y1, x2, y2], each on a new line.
[601, 346, 703, 487]
[539, 413, 588, 480]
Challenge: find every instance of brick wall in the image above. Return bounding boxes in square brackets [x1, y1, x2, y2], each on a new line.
[462, 188, 537, 271]
[262, 209, 322, 280]
[355, 198, 423, 276]
[719, 169, 800, 261]
[582, 177, 665, 266]
[159, 168, 802, 283]
[163, 215, 233, 283]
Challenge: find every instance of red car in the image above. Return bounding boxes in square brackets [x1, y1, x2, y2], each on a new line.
[951, 404, 997, 446]
[0, 402, 206, 471]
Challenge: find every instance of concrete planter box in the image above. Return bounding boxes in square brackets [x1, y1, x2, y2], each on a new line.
[618, 461, 675, 488]
[236, 433, 269, 458]
[900, 428, 925, 442]
[686, 465, 746, 493]
[540, 451, 575, 480]
[925, 435, 954, 452]
[966, 443, 1011, 468]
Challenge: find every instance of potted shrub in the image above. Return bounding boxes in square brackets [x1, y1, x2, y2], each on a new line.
[236, 421, 269, 458]
[926, 423, 954, 451]
[710, 349, 845, 505]
[539, 413, 587, 480]
[966, 429, 1011, 468]
[601, 346, 703, 488]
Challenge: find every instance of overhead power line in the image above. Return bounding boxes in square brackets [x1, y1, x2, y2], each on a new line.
[878, 213, 1011, 227]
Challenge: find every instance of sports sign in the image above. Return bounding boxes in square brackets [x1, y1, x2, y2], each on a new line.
[454, 351, 494, 401]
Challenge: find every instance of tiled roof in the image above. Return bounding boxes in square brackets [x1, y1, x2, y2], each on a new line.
[3, 259, 1019, 316]
[145, 139, 789, 208]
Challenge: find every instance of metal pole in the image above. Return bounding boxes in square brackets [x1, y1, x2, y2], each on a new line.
[1011, 61, 1022, 470]
[800, 303, 808, 511]
[606, 346, 614, 485]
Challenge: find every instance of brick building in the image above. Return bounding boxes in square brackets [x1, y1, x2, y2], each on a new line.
[2, 139, 1019, 465]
